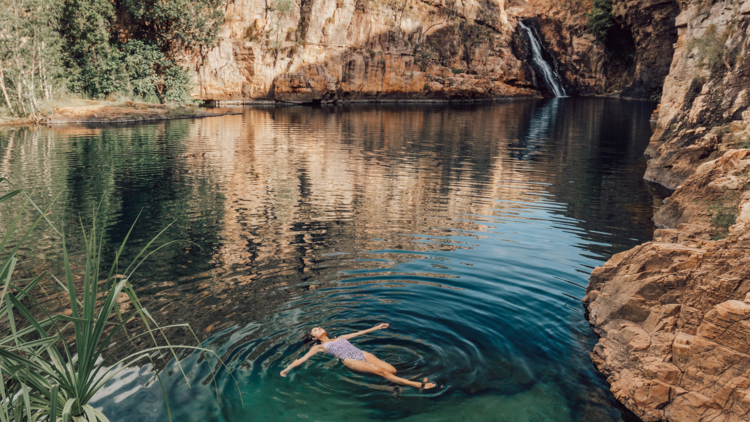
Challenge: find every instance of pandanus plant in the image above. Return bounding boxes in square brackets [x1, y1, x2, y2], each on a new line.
[0, 179, 239, 421]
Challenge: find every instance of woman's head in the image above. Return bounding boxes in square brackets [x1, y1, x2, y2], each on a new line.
[310, 327, 327, 339]
[302, 327, 327, 347]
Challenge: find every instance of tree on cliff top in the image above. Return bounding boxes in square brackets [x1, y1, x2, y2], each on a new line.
[587, 0, 635, 65]
[121, 0, 227, 56]
[587, 0, 613, 42]
[54, 0, 227, 105]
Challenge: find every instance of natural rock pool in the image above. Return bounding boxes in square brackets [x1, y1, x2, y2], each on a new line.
[1, 98, 665, 421]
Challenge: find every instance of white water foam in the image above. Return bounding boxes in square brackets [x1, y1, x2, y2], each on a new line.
[519, 22, 568, 98]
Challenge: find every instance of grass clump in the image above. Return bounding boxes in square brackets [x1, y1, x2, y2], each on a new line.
[414, 48, 435, 71]
[0, 180, 240, 421]
[688, 24, 728, 69]
[707, 187, 742, 239]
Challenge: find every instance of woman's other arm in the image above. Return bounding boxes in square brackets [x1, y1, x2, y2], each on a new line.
[281, 345, 326, 377]
[340, 323, 389, 340]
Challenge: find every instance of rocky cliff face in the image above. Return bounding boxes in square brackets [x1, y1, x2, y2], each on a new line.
[647, 0, 750, 189]
[188, 0, 680, 102]
[506, 0, 679, 97]
[585, 1, 750, 421]
[190, 0, 545, 102]
[586, 150, 750, 422]
[612, 0, 680, 99]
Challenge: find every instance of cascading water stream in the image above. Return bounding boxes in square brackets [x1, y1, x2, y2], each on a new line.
[518, 21, 567, 98]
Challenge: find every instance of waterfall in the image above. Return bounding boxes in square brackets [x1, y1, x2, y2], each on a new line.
[518, 22, 567, 98]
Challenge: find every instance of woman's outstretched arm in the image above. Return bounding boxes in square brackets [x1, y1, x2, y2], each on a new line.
[280, 345, 326, 377]
[340, 323, 389, 340]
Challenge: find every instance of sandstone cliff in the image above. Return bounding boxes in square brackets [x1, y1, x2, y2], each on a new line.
[586, 149, 750, 422]
[647, 0, 750, 189]
[191, 0, 543, 102]
[188, 0, 680, 102]
[506, 0, 679, 97]
[585, 1, 750, 421]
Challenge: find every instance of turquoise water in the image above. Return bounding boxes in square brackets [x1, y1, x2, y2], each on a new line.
[0, 98, 663, 421]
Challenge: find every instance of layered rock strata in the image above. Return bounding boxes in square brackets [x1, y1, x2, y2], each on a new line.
[189, 0, 680, 102]
[586, 150, 750, 421]
[647, 0, 750, 189]
[585, 1, 750, 421]
[506, 0, 679, 97]
[191, 0, 543, 102]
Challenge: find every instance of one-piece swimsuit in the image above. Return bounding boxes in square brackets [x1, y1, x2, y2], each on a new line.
[322, 338, 367, 362]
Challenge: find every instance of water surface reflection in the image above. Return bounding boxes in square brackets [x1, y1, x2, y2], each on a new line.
[0, 99, 662, 421]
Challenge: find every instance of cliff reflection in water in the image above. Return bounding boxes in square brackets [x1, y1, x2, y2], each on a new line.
[0, 99, 662, 421]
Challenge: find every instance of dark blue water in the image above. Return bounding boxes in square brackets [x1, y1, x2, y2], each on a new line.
[0, 98, 663, 421]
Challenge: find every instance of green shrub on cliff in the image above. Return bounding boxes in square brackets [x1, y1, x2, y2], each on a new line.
[587, 0, 635, 65]
[688, 24, 729, 69]
[707, 187, 741, 239]
[587, 0, 613, 41]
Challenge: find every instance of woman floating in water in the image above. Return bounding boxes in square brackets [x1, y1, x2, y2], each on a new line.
[280, 323, 437, 390]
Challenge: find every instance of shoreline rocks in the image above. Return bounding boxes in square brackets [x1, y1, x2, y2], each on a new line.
[585, 149, 750, 422]
[585, 0, 750, 419]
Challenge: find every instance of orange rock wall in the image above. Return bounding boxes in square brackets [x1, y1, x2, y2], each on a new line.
[191, 0, 543, 102]
[585, 1, 750, 420]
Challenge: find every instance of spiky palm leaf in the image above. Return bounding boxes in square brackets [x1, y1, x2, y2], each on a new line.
[0, 180, 241, 421]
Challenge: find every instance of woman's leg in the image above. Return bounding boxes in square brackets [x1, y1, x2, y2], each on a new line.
[342, 359, 436, 389]
[362, 351, 397, 374]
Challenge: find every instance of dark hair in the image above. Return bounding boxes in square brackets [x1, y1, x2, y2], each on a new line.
[302, 332, 321, 348]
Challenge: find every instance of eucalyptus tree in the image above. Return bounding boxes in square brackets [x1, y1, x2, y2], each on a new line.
[0, 0, 66, 120]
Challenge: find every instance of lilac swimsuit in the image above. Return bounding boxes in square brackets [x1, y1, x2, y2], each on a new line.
[323, 338, 367, 362]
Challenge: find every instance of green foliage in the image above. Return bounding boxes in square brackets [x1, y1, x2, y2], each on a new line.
[159, 61, 195, 104]
[688, 24, 729, 69]
[60, 0, 124, 98]
[587, 0, 613, 41]
[414, 48, 434, 71]
[0, 0, 222, 113]
[57, 0, 208, 104]
[121, 40, 164, 100]
[367, 49, 377, 59]
[0, 181, 239, 421]
[0, 0, 68, 120]
[121, 0, 226, 54]
[587, 0, 635, 65]
[266, 0, 295, 50]
[451, 68, 464, 74]
[587, 0, 615, 42]
[707, 187, 741, 239]
[268, 0, 295, 14]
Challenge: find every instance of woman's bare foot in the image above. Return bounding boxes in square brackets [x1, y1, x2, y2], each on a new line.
[420, 377, 436, 391]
